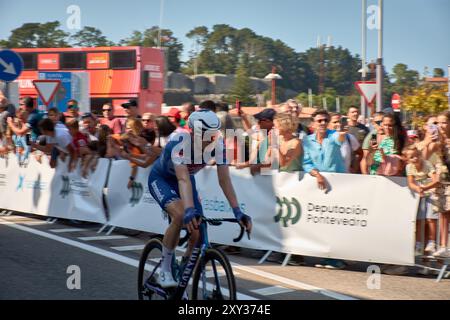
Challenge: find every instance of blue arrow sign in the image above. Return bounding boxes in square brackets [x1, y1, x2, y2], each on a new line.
[0, 49, 24, 82]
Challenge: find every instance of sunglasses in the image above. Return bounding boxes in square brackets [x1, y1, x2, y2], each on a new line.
[103, 109, 112, 111]
[316, 119, 329, 124]
[375, 120, 382, 125]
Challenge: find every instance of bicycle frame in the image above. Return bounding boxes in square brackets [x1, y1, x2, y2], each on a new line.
[143, 217, 244, 300]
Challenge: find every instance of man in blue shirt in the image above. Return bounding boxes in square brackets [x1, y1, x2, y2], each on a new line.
[303, 109, 348, 269]
[303, 109, 347, 190]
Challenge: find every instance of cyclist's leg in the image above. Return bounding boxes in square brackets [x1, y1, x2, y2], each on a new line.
[183, 176, 201, 259]
[148, 175, 184, 287]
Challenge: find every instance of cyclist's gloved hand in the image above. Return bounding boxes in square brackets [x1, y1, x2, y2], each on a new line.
[233, 207, 252, 235]
[183, 207, 201, 233]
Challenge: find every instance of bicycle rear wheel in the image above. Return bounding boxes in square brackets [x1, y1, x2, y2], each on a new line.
[137, 238, 167, 300]
[191, 248, 236, 300]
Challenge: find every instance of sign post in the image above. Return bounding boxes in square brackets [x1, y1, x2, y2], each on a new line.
[355, 81, 377, 116]
[32, 80, 61, 110]
[0, 49, 24, 99]
[391, 93, 401, 112]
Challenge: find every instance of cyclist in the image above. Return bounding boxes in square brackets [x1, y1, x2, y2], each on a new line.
[148, 108, 252, 288]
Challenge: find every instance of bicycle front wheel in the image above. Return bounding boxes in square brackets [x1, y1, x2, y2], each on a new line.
[191, 248, 236, 300]
[138, 238, 166, 300]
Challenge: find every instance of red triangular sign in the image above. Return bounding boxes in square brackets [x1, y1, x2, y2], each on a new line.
[33, 80, 61, 106]
[355, 81, 377, 105]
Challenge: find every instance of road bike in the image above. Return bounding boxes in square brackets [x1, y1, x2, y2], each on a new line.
[138, 217, 247, 300]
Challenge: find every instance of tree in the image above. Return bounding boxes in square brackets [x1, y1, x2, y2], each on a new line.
[403, 83, 448, 126]
[1, 22, 70, 48]
[390, 63, 419, 95]
[302, 46, 360, 96]
[433, 68, 445, 77]
[184, 26, 209, 74]
[120, 27, 183, 72]
[70, 26, 114, 47]
[225, 55, 255, 106]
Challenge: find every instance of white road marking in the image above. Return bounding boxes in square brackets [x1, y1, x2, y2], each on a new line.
[251, 285, 294, 296]
[111, 245, 145, 251]
[0, 219, 257, 300]
[232, 263, 358, 300]
[49, 228, 86, 233]
[78, 235, 128, 241]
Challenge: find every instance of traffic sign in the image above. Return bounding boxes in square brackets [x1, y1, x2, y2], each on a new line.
[32, 80, 61, 107]
[391, 93, 401, 111]
[0, 49, 23, 82]
[354, 81, 377, 105]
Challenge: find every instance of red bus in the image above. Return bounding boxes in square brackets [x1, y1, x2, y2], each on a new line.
[12, 46, 165, 115]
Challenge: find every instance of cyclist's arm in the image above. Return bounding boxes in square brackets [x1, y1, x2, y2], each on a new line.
[217, 165, 239, 208]
[174, 164, 195, 210]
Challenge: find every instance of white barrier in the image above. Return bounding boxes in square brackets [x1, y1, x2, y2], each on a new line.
[0, 153, 108, 223]
[1, 154, 420, 265]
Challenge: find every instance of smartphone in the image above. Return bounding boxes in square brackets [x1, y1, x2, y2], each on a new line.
[429, 124, 439, 141]
[339, 117, 348, 129]
[370, 133, 377, 145]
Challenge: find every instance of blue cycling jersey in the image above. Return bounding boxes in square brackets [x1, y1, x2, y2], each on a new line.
[151, 132, 227, 179]
[148, 132, 228, 211]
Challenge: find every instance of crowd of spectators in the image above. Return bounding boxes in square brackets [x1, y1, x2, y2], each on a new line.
[1, 92, 449, 275]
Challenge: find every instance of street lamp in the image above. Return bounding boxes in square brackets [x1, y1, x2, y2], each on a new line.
[264, 66, 282, 107]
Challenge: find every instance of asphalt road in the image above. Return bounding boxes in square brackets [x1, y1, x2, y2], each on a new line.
[0, 212, 449, 300]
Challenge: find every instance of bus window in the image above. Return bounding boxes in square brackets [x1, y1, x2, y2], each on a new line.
[18, 53, 37, 70]
[110, 51, 136, 69]
[61, 52, 86, 69]
[141, 71, 149, 89]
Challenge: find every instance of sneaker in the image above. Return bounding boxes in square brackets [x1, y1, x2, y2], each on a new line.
[323, 259, 346, 270]
[433, 247, 450, 258]
[424, 242, 436, 255]
[415, 244, 423, 256]
[156, 271, 178, 288]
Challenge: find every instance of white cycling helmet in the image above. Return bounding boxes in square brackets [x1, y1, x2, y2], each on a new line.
[188, 109, 221, 132]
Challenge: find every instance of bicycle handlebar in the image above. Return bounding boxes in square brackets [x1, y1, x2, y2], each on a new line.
[177, 217, 250, 247]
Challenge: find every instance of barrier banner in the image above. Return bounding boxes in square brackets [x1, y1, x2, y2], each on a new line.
[196, 168, 419, 266]
[0, 153, 108, 223]
[106, 161, 167, 233]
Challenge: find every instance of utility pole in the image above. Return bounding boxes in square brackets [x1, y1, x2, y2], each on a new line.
[376, 0, 384, 112]
[361, 0, 367, 118]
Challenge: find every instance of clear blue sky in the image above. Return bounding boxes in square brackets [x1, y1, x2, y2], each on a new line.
[0, 0, 448, 76]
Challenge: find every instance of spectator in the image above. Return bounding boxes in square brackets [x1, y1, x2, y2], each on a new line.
[235, 108, 276, 175]
[0, 94, 16, 117]
[153, 116, 176, 148]
[33, 118, 76, 171]
[268, 112, 303, 172]
[328, 113, 360, 173]
[404, 145, 444, 258]
[347, 106, 369, 173]
[110, 118, 146, 188]
[366, 114, 404, 176]
[100, 103, 123, 134]
[7, 96, 43, 142]
[47, 107, 68, 131]
[11, 109, 30, 167]
[278, 99, 308, 138]
[142, 112, 156, 130]
[81, 112, 99, 142]
[66, 99, 81, 123]
[165, 107, 182, 128]
[179, 102, 196, 127]
[361, 112, 384, 174]
[303, 110, 346, 178]
[122, 99, 141, 122]
[302, 109, 347, 270]
[0, 100, 9, 137]
[433, 112, 450, 257]
[199, 100, 217, 113]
